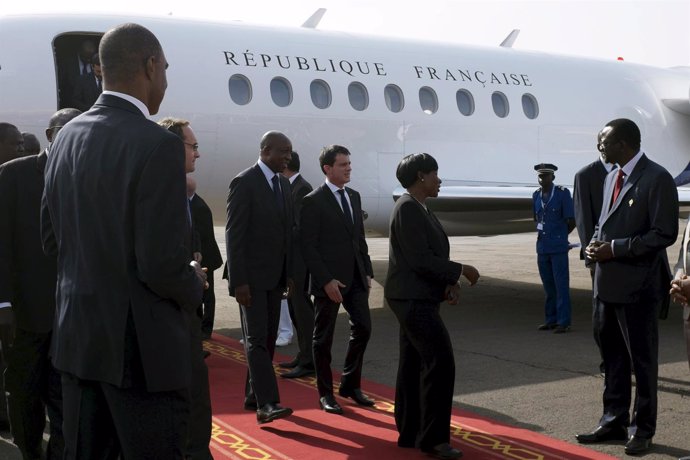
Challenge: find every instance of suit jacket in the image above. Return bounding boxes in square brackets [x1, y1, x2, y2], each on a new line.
[225, 163, 293, 294]
[41, 94, 204, 392]
[573, 158, 608, 263]
[190, 193, 223, 272]
[384, 194, 463, 302]
[0, 151, 57, 333]
[290, 174, 313, 261]
[72, 73, 102, 112]
[592, 154, 678, 304]
[300, 183, 373, 297]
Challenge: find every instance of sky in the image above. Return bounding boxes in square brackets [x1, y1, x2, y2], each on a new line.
[3, 0, 689, 68]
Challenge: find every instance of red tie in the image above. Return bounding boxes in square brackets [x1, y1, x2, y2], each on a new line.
[611, 168, 625, 206]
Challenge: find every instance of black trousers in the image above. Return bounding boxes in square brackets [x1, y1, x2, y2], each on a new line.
[61, 372, 189, 459]
[186, 313, 213, 460]
[287, 257, 314, 368]
[5, 329, 63, 459]
[200, 273, 216, 337]
[387, 299, 455, 450]
[240, 286, 283, 406]
[312, 276, 371, 397]
[594, 297, 659, 439]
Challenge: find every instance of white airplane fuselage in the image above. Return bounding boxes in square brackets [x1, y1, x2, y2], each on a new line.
[2, 14, 689, 235]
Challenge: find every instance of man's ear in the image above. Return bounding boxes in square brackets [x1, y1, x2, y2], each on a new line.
[144, 56, 156, 81]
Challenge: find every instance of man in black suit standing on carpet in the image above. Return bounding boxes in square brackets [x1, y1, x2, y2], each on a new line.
[0, 108, 80, 459]
[300, 145, 375, 415]
[279, 152, 316, 379]
[226, 131, 294, 424]
[42, 23, 206, 458]
[188, 178, 224, 339]
[573, 133, 612, 374]
[577, 118, 678, 456]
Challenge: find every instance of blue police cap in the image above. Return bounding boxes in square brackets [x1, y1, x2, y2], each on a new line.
[534, 163, 558, 174]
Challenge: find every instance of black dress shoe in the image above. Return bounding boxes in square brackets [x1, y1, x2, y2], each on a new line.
[553, 325, 570, 334]
[243, 398, 257, 411]
[421, 443, 463, 459]
[319, 395, 344, 414]
[338, 387, 375, 406]
[256, 403, 293, 424]
[575, 425, 628, 444]
[281, 365, 315, 379]
[625, 436, 652, 455]
[537, 323, 557, 330]
[279, 358, 299, 369]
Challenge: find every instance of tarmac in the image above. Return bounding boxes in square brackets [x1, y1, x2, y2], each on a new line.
[1, 226, 689, 459]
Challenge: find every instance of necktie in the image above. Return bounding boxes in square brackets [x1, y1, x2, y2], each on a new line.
[96, 78, 102, 92]
[337, 189, 353, 224]
[271, 175, 284, 212]
[610, 168, 625, 206]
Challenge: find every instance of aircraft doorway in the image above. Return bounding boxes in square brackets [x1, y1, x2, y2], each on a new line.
[53, 33, 103, 110]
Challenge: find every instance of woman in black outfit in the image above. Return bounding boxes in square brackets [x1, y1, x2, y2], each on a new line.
[384, 153, 479, 460]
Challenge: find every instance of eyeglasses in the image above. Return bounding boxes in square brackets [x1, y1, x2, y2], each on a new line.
[597, 139, 620, 152]
[184, 142, 199, 152]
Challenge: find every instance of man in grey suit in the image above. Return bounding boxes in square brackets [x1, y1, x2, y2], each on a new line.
[573, 137, 612, 373]
[577, 118, 678, 456]
[226, 131, 294, 424]
[42, 23, 206, 458]
[279, 152, 316, 379]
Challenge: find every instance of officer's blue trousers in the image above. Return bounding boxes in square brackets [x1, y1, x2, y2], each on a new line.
[537, 252, 571, 327]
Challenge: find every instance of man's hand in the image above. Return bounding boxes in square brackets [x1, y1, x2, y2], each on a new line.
[445, 284, 461, 305]
[0, 308, 13, 326]
[585, 240, 613, 263]
[366, 276, 372, 294]
[324, 279, 346, 304]
[190, 261, 209, 290]
[462, 265, 480, 286]
[284, 278, 295, 299]
[193, 252, 203, 263]
[235, 284, 251, 307]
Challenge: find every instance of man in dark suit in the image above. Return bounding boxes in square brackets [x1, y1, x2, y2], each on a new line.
[577, 118, 678, 456]
[573, 139, 612, 373]
[159, 118, 212, 460]
[0, 108, 80, 459]
[226, 131, 294, 424]
[300, 145, 375, 415]
[59, 39, 97, 110]
[72, 53, 103, 112]
[41, 23, 206, 458]
[279, 152, 316, 379]
[0, 123, 24, 165]
[187, 178, 223, 339]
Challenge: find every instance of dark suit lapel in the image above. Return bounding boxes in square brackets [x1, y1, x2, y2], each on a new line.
[320, 184, 353, 233]
[36, 150, 48, 173]
[600, 155, 648, 224]
[251, 164, 285, 220]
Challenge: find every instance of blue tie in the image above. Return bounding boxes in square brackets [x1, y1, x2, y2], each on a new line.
[337, 189, 353, 224]
[271, 175, 284, 212]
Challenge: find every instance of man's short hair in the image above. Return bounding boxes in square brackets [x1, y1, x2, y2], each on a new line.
[21, 132, 41, 155]
[286, 151, 300, 172]
[49, 108, 81, 129]
[396, 153, 439, 188]
[158, 117, 190, 140]
[605, 118, 641, 150]
[0, 123, 19, 142]
[319, 145, 350, 175]
[99, 23, 162, 85]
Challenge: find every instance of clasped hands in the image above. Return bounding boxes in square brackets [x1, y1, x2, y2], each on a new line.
[585, 240, 613, 263]
[445, 264, 480, 305]
[670, 275, 690, 306]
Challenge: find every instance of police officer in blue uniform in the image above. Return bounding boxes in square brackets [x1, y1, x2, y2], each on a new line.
[533, 163, 576, 333]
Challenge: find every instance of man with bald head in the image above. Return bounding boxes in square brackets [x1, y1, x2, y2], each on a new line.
[0, 107, 80, 459]
[0, 123, 24, 165]
[42, 23, 206, 458]
[226, 130, 294, 424]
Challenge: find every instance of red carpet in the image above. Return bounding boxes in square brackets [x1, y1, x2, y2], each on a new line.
[204, 335, 616, 459]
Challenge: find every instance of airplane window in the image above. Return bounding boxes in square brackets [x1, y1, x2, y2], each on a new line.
[310, 79, 332, 109]
[522, 93, 539, 119]
[419, 87, 438, 115]
[491, 91, 509, 118]
[384, 84, 404, 113]
[228, 74, 252, 105]
[271, 77, 293, 107]
[456, 89, 474, 116]
[348, 82, 369, 111]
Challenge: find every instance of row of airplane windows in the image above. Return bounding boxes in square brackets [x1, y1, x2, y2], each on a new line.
[228, 74, 540, 119]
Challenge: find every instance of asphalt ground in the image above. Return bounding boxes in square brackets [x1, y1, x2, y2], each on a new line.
[2, 226, 689, 459]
